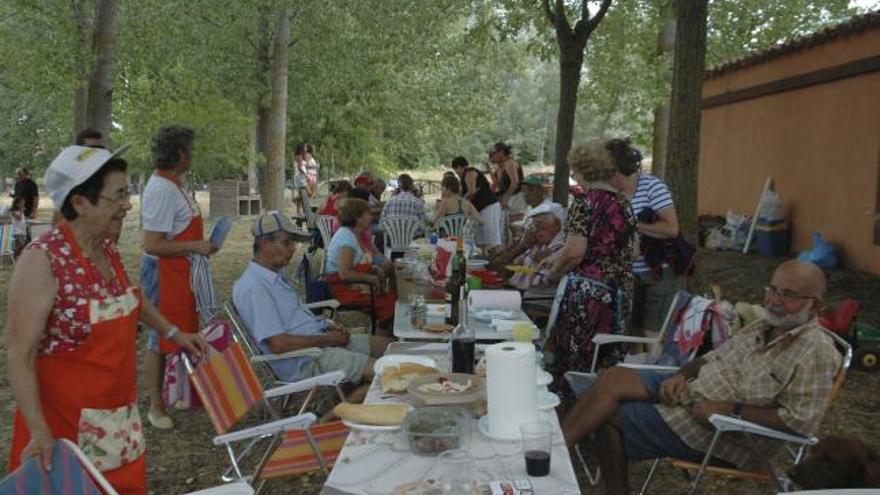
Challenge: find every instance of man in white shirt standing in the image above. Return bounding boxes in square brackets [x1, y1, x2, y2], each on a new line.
[139, 125, 218, 429]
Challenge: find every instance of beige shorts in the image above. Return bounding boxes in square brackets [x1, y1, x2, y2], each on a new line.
[300, 333, 371, 384]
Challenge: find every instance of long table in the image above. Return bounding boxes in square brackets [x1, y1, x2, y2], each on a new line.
[321, 342, 580, 495]
[392, 302, 540, 342]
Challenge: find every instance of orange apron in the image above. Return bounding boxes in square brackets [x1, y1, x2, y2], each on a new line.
[10, 223, 146, 494]
[153, 170, 204, 354]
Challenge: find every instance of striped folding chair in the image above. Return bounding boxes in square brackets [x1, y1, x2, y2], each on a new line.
[0, 438, 256, 495]
[183, 342, 349, 493]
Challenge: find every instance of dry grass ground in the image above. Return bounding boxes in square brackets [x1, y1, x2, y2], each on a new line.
[1, 194, 878, 494]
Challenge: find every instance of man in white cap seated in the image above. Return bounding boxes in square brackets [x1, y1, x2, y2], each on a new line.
[508, 203, 567, 290]
[232, 211, 392, 402]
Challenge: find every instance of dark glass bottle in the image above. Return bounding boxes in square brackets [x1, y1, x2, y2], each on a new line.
[451, 287, 475, 374]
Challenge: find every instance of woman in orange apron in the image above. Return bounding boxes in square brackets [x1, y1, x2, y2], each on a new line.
[6, 146, 205, 494]
[140, 125, 217, 428]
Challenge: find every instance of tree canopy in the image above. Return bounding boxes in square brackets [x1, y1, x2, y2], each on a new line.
[0, 0, 866, 181]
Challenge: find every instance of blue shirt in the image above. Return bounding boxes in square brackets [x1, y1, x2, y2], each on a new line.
[325, 227, 364, 273]
[631, 174, 675, 274]
[232, 261, 327, 381]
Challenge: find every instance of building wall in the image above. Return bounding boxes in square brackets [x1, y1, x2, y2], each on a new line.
[699, 29, 880, 273]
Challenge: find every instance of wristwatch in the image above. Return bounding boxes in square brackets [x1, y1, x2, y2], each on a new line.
[731, 401, 744, 419]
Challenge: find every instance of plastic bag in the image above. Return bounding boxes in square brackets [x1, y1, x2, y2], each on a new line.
[797, 232, 838, 269]
[758, 190, 783, 222]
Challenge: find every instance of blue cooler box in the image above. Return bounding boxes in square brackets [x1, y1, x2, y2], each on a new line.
[755, 219, 790, 257]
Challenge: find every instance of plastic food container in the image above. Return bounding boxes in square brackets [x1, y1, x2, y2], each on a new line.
[403, 407, 468, 456]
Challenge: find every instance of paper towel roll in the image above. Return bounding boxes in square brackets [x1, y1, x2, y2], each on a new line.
[485, 342, 537, 439]
[468, 290, 522, 311]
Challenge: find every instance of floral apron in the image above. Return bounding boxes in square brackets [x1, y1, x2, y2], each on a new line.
[154, 170, 204, 354]
[10, 223, 146, 494]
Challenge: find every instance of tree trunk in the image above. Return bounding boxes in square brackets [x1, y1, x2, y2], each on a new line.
[552, 50, 585, 205]
[665, 0, 708, 246]
[651, 103, 670, 177]
[73, 85, 88, 137]
[263, 7, 290, 212]
[247, 122, 258, 194]
[85, 0, 116, 140]
[254, 10, 272, 205]
[651, 6, 676, 179]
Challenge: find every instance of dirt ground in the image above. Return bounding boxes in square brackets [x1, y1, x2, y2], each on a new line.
[1, 198, 878, 494]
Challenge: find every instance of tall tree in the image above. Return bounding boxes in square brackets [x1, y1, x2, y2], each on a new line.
[83, 0, 117, 138]
[543, 0, 612, 204]
[264, 5, 290, 211]
[650, 1, 675, 178]
[665, 0, 708, 245]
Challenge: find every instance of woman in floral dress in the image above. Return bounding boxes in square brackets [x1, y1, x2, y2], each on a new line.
[544, 139, 640, 393]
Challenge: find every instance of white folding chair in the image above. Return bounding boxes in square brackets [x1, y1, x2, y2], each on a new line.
[380, 216, 423, 258]
[0, 223, 14, 268]
[222, 300, 347, 401]
[642, 329, 853, 495]
[27, 221, 51, 240]
[435, 214, 474, 240]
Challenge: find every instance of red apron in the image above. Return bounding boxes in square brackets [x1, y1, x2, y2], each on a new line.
[10, 223, 146, 494]
[153, 170, 204, 354]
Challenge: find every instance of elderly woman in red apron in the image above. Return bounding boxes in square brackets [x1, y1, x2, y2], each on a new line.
[6, 146, 206, 494]
[140, 125, 218, 429]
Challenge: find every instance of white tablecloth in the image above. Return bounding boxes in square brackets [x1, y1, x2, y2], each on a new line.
[393, 302, 539, 342]
[321, 343, 579, 495]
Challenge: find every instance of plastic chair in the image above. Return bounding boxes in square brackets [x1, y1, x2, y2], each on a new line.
[640, 329, 853, 495]
[182, 340, 349, 493]
[315, 215, 336, 266]
[0, 439, 255, 495]
[435, 214, 474, 240]
[27, 222, 51, 240]
[380, 216, 423, 258]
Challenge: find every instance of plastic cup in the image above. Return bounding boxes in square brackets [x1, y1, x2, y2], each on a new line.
[512, 322, 534, 342]
[520, 421, 552, 477]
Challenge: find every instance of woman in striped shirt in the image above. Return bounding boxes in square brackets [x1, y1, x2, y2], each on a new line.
[610, 139, 685, 336]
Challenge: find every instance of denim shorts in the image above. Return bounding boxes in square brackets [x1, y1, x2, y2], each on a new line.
[140, 255, 161, 353]
[618, 370, 705, 462]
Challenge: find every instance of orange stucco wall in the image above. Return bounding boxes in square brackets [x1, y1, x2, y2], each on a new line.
[699, 28, 880, 274]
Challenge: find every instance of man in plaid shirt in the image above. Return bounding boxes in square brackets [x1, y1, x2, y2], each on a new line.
[381, 174, 426, 222]
[561, 260, 841, 495]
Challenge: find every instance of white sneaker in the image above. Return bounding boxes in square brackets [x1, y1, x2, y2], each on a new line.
[147, 410, 174, 430]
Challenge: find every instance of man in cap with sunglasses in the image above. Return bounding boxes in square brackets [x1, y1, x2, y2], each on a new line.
[561, 260, 841, 495]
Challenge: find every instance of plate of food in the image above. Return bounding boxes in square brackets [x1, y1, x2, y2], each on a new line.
[334, 403, 411, 432]
[407, 373, 485, 407]
[422, 322, 453, 333]
[471, 309, 517, 322]
[373, 355, 437, 375]
[505, 264, 537, 275]
[379, 361, 439, 394]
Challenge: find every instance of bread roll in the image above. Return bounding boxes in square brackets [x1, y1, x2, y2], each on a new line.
[381, 363, 437, 393]
[333, 402, 408, 426]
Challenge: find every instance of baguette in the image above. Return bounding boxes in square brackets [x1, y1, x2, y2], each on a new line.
[333, 402, 408, 426]
[381, 363, 437, 393]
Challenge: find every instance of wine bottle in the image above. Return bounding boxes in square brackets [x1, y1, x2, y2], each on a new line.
[451, 286, 475, 374]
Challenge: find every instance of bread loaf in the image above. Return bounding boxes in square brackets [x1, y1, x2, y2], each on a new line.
[333, 402, 408, 426]
[381, 363, 437, 393]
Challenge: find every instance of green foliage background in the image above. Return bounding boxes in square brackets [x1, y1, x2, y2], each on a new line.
[0, 0, 869, 180]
